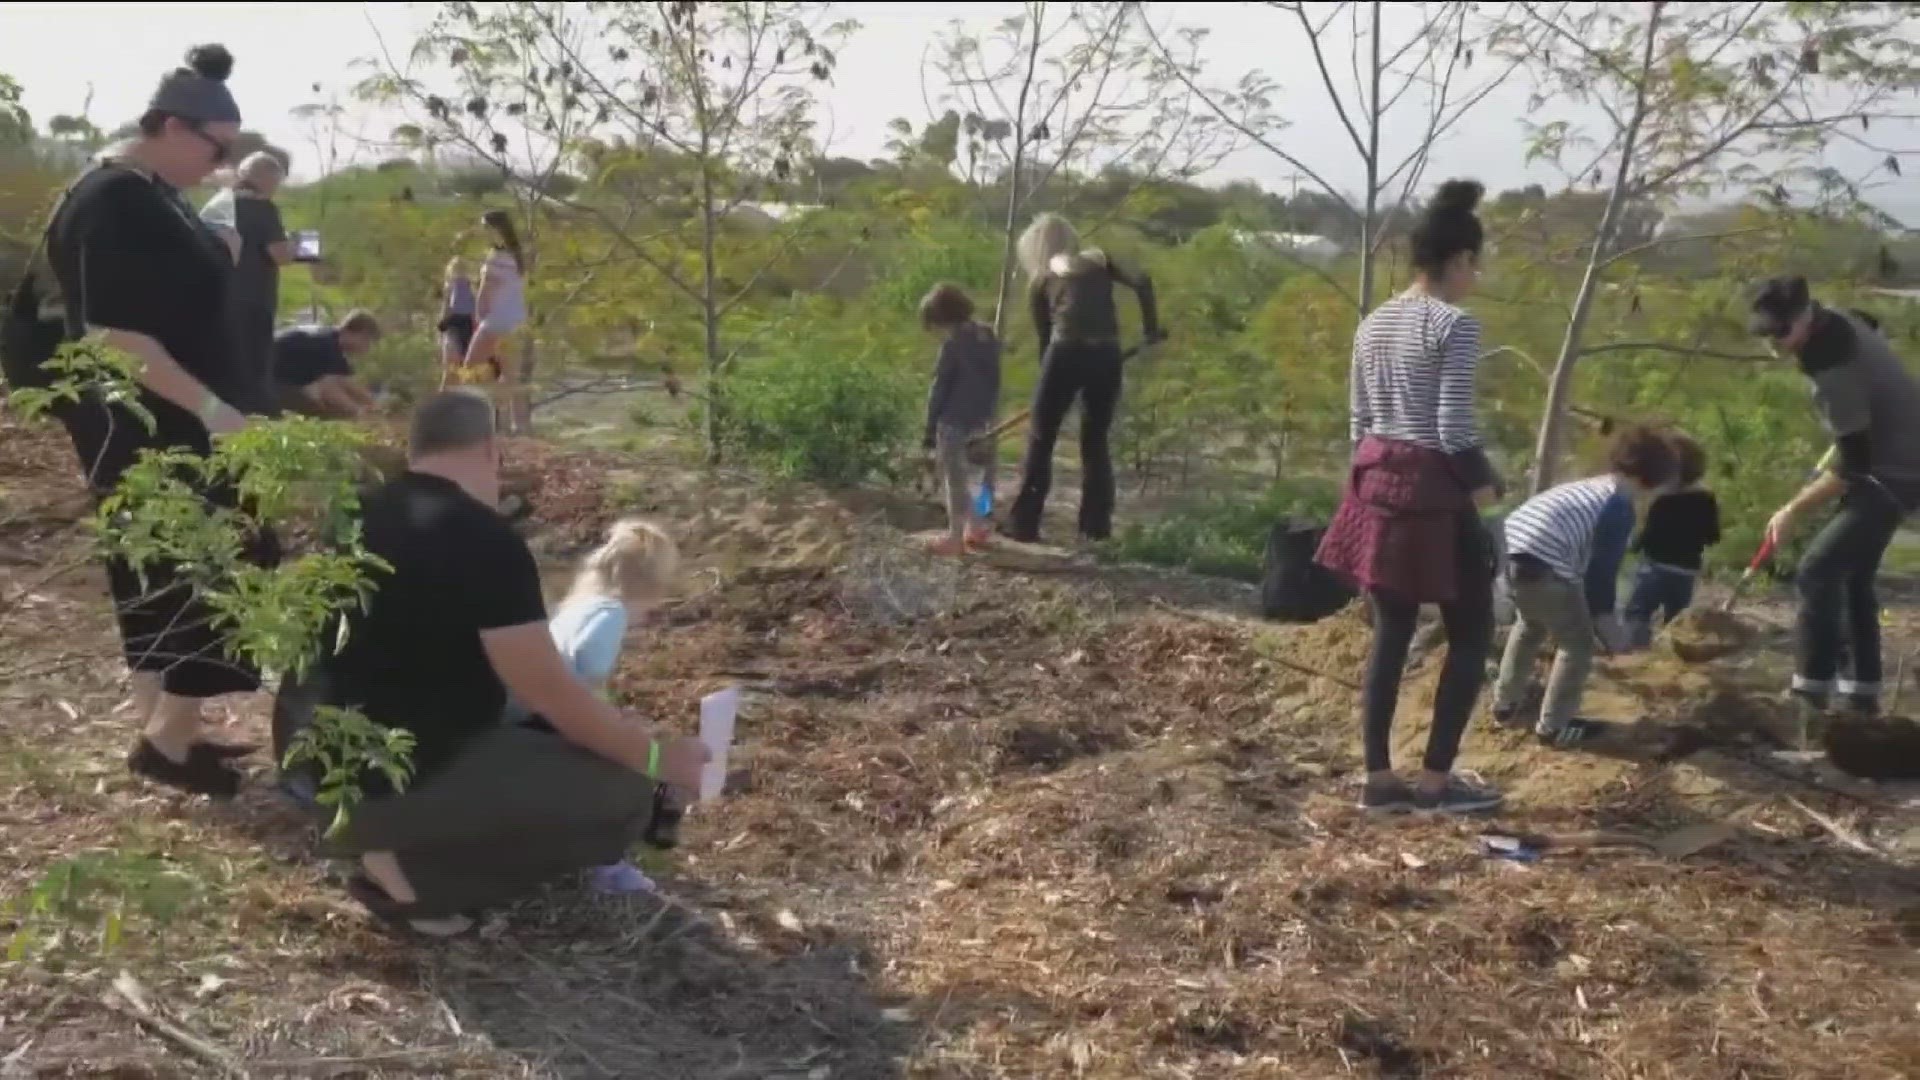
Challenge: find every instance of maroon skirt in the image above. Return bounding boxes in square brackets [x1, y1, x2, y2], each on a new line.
[1316, 436, 1478, 605]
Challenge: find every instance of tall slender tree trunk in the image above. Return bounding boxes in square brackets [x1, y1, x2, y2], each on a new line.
[989, 9, 1045, 340]
[1357, 0, 1383, 316]
[1528, 2, 1665, 494]
[701, 161, 723, 464]
[990, 146, 1028, 340]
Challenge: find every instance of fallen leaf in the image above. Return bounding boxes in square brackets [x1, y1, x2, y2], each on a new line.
[775, 908, 805, 934]
[881, 1007, 914, 1023]
[1399, 852, 1427, 870]
[194, 974, 230, 999]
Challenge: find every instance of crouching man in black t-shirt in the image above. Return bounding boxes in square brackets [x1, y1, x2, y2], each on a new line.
[267, 311, 380, 419]
[303, 390, 707, 933]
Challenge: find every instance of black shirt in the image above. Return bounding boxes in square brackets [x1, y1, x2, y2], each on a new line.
[326, 472, 548, 787]
[230, 192, 286, 326]
[47, 164, 245, 418]
[1634, 489, 1721, 571]
[272, 325, 351, 389]
[1029, 252, 1161, 356]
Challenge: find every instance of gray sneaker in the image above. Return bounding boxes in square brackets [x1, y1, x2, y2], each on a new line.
[1535, 717, 1615, 748]
[1413, 774, 1505, 814]
[1357, 775, 1415, 813]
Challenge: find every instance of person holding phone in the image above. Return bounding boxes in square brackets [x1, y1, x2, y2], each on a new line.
[42, 44, 274, 799]
[464, 210, 529, 430]
[1314, 179, 1504, 816]
[201, 150, 291, 415]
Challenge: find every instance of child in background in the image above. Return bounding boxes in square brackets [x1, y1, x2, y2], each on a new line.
[532, 518, 681, 895]
[919, 282, 1002, 556]
[1492, 426, 1679, 747]
[1623, 432, 1720, 649]
[437, 257, 478, 389]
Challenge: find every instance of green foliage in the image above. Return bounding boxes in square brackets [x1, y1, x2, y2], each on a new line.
[283, 705, 418, 839]
[3, 850, 201, 964]
[8, 343, 407, 829]
[0, 73, 31, 151]
[716, 302, 922, 483]
[1109, 476, 1343, 581]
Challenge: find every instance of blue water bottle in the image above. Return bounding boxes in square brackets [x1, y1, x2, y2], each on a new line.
[975, 483, 994, 519]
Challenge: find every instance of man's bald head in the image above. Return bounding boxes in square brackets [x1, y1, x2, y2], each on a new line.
[238, 150, 284, 191]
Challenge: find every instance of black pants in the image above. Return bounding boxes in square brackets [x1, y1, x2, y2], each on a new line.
[1362, 512, 1496, 774]
[1795, 484, 1904, 699]
[1008, 341, 1123, 541]
[55, 395, 270, 698]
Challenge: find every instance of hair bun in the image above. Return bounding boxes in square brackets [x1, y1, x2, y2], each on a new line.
[185, 45, 235, 82]
[1430, 178, 1484, 217]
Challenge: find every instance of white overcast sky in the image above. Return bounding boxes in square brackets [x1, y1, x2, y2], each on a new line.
[3, 1, 1915, 218]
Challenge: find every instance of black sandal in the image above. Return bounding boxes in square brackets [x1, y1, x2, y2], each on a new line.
[344, 875, 475, 936]
[199, 740, 257, 759]
[126, 739, 243, 800]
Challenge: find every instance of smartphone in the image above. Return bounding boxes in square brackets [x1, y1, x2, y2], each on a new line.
[292, 229, 322, 263]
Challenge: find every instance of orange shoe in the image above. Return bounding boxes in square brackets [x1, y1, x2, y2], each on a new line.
[965, 524, 995, 550]
[928, 536, 966, 558]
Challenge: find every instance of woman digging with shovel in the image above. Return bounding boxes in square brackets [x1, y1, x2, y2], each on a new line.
[1749, 275, 1920, 728]
[1003, 214, 1165, 545]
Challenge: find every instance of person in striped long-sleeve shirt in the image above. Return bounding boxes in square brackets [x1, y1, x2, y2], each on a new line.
[1314, 179, 1505, 816]
[1492, 427, 1678, 746]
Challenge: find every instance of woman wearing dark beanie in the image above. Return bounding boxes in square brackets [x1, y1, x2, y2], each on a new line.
[41, 45, 270, 799]
[1315, 179, 1504, 816]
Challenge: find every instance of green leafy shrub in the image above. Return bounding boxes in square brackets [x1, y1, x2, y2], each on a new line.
[1108, 475, 1343, 580]
[713, 296, 924, 484]
[9, 341, 406, 828]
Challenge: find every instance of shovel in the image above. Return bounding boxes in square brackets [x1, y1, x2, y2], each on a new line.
[968, 341, 1148, 448]
[1721, 535, 1777, 613]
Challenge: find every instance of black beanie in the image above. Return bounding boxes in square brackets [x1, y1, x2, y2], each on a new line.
[147, 45, 241, 125]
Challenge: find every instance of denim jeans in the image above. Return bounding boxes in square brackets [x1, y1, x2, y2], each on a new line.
[1623, 561, 1698, 647]
[1795, 484, 1904, 702]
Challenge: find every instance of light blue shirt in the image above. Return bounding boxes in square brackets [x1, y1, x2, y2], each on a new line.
[504, 596, 627, 722]
[550, 596, 628, 688]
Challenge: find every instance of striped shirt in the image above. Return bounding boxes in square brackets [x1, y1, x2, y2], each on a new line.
[1504, 476, 1635, 600]
[1349, 292, 1495, 490]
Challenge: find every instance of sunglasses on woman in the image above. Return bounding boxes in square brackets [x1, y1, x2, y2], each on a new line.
[187, 122, 234, 165]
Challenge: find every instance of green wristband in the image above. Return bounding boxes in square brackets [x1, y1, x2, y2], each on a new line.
[646, 739, 660, 779]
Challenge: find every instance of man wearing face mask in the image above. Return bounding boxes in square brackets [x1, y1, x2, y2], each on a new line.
[40, 44, 274, 799]
[1752, 276, 1920, 726]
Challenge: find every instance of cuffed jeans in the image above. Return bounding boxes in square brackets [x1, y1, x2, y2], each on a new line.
[1794, 484, 1904, 704]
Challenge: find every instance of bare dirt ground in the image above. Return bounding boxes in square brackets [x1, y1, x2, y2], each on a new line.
[3, 411, 1919, 1079]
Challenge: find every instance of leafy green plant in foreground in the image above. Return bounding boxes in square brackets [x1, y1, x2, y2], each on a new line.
[8, 340, 409, 824]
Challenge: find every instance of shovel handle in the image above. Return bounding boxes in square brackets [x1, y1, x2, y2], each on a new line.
[1747, 535, 1777, 572]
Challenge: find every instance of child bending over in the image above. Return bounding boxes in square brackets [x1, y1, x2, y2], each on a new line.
[1492, 426, 1679, 746]
[1623, 432, 1720, 648]
[920, 282, 1003, 556]
[534, 518, 681, 894]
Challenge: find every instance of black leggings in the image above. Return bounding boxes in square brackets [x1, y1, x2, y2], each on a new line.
[1796, 484, 1904, 697]
[1362, 514, 1496, 774]
[55, 395, 272, 699]
[1008, 341, 1123, 541]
